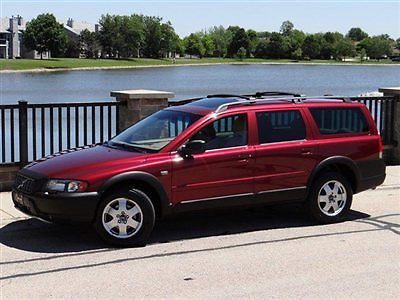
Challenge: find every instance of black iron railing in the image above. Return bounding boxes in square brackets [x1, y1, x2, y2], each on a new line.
[0, 101, 120, 165]
[0, 95, 398, 166]
[331, 96, 397, 146]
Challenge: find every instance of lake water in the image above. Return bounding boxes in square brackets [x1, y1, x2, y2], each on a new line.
[1, 64, 399, 163]
[1, 64, 400, 104]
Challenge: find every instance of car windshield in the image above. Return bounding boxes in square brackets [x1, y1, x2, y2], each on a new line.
[108, 110, 202, 152]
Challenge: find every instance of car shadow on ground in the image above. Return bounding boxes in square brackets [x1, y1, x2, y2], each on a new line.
[0, 204, 370, 254]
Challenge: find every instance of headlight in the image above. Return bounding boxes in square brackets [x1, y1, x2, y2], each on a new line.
[46, 180, 88, 193]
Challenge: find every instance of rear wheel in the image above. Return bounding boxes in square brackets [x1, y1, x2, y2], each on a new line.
[307, 172, 353, 223]
[94, 188, 155, 247]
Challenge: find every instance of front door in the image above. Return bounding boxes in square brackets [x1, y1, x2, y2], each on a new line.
[171, 113, 255, 204]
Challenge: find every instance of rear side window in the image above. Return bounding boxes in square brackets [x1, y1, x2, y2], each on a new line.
[256, 110, 306, 143]
[310, 108, 369, 135]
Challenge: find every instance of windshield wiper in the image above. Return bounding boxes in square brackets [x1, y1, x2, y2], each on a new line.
[108, 141, 147, 153]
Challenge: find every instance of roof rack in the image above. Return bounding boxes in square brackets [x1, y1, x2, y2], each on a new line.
[247, 91, 303, 98]
[206, 94, 251, 100]
[215, 97, 302, 113]
[170, 92, 354, 110]
[214, 96, 354, 113]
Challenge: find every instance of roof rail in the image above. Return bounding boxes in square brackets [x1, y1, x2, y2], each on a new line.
[215, 97, 302, 113]
[171, 93, 355, 110]
[248, 91, 303, 98]
[214, 95, 356, 113]
[206, 94, 251, 100]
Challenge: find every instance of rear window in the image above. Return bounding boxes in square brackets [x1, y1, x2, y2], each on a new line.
[310, 107, 369, 135]
[256, 110, 306, 143]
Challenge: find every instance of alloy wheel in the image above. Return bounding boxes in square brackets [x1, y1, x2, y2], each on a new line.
[102, 198, 143, 239]
[317, 180, 347, 217]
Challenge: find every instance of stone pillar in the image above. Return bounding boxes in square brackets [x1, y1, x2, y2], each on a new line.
[379, 87, 400, 165]
[110, 89, 175, 131]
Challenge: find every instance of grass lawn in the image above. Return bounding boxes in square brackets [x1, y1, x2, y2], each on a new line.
[0, 57, 398, 71]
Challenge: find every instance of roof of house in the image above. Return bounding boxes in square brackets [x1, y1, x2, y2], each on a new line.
[0, 17, 26, 33]
[0, 18, 8, 33]
[60, 19, 96, 34]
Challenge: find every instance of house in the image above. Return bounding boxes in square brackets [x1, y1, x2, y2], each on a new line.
[0, 15, 24, 59]
[0, 15, 50, 59]
[62, 18, 100, 58]
[0, 15, 98, 59]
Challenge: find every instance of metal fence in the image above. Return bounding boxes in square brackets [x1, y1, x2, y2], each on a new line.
[339, 96, 397, 146]
[0, 95, 398, 167]
[0, 101, 120, 165]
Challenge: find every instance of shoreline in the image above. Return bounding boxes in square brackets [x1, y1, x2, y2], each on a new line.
[1, 61, 399, 74]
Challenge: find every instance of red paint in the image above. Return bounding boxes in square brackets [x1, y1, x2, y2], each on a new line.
[26, 100, 382, 206]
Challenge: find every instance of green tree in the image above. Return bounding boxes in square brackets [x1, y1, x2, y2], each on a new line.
[320, 32, 344, 59]
[266, 32, 289, 58]
[24, 13, 66, 59]
[302, 34, 323, 59]
[160, 21, 180, 57]
[358, 36, 393, 59]
[287, 29, 306, 59]
[208, 26, 230, 57]
[292, 47, 302, 60]
[335, 38, 356, 60]
[122, 14, 144, 57]
[142, 16, 163, 58]
[64, 38, 80, 58]
[237, 47, 247, 60]
[227, 28, 249, 57]
[201, 34, 215, 57]
[246, 29, 259, 57]
[359, 48, 367, 63]
[254, 39, 269, 58]
[80, 29, 100, 58]
[347, 27, 368, 41]
[280, 20, 294, 36]
[257, 31, 271, 40]
[184, 33, 205, 58]
[98, 14, 123, 57]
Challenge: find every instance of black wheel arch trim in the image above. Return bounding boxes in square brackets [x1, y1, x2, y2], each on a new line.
[307, 156, 361, 195]
[98, 171, 171, 217]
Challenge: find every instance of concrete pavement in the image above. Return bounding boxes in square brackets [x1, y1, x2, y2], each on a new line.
[0, 167, 399, 299]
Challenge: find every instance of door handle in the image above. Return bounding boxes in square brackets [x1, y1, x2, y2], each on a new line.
[301, 149, 312, 155]
[238, 158, 249, 164]
[238, 154, 252, 159]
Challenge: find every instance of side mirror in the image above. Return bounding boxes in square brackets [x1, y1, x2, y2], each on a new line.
[178, 140, 206, 157]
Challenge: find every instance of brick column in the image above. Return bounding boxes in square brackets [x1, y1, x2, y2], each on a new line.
[379, 87, 400, 165]
[110, 89, 175, 131]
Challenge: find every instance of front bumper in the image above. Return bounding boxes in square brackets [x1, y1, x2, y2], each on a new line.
[12, 190, 100, 223]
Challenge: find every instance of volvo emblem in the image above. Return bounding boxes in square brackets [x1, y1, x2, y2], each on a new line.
[17, 179, 28, 190]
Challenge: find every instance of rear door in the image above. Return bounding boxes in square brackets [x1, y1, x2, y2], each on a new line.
[253, 108, 318, 200]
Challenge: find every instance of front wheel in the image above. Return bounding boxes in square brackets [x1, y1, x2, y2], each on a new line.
[307, 172, 353, 223]
[94, 188, 155, 247]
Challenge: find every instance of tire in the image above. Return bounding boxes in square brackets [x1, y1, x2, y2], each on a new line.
[307, 172, 353, 223]
[94, 188, 155, 247]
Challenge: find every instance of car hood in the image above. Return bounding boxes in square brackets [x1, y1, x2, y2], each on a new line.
[25, 145, 147, 179]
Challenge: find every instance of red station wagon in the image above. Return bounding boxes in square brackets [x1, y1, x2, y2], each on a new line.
[12, 92, 386, 246]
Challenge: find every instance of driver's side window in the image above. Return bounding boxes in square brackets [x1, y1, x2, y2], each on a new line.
[190, 114, 248, 150]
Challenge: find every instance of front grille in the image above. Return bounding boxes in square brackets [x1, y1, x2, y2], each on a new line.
[14, 173, 35, 193]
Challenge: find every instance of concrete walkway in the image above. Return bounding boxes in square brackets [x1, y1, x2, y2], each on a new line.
[0, 167, 399, 299]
